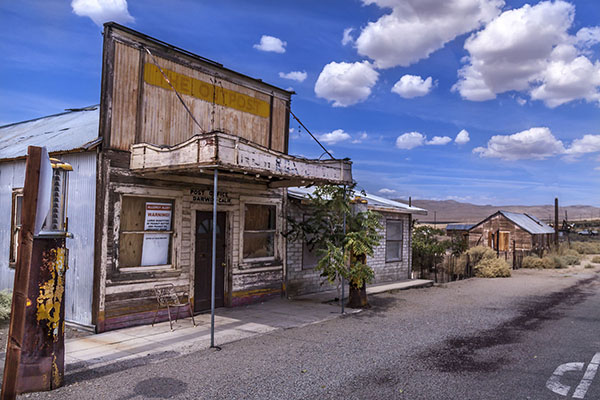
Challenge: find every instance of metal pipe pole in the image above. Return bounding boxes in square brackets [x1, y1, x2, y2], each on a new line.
[210, 169, 218, 348]
[341, 185, 346, 314]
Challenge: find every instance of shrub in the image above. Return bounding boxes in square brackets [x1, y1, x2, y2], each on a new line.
[561, 254, 580, 266]
[0, 290, 11, 322]
[545, 255, 566, 269]
[466, 246, 496, 266]
[591, 256, 600, 263]
[585, 263, 594, 269]
[522, 256, 545, 269]
[474, 257, 511, 278]
[571, 241, 600, 255]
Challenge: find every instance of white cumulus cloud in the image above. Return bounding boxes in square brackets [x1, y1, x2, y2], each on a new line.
[253, 35, 287, 53]
[279, 71, 307, 82]
[71, 0, 134, 26]
[453, 0, 600, 108]
[352, 132, 369, 144]
[396, 132, 425, 150]
[427, 136, 452, 145]
[455, 129, 470, 144]
[565, 135, 600, 156]
[319, 129, 352, 145]
[314, 61, 379, 107]
[342, 28, 355, 46]
[378, 188, 397, 194]
[391, 75, 434, 98]
[473, 127, 565, 160]
[356, 0, 503, 68]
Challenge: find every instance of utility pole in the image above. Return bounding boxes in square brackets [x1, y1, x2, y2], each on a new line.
[554, 198, 559, 247]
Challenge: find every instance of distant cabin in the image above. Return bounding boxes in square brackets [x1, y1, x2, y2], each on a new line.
[468, 211, 555, 252]
[445, 224, 474, 237]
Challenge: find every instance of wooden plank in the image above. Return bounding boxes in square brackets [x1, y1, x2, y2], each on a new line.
[110, 42, 141, 150]
[271, 97, 287, 152]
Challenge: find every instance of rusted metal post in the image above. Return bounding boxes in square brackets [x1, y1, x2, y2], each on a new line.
[2, 147, 42, 400]
[2, 149, 72, 398]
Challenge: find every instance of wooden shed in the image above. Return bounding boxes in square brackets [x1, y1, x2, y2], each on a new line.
[467, 211, 554, 253]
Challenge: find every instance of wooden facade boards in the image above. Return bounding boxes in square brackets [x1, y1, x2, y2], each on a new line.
[468, 213, 552, 252]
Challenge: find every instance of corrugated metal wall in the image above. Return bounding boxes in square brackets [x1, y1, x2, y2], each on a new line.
[0, 160, 26, 289]
[0, 151, 96, 326]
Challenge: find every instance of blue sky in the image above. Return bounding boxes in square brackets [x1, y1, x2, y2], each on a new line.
[1, 0, 599, 206]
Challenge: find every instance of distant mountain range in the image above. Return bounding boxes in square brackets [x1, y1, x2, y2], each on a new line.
[395, 199, 600, 224]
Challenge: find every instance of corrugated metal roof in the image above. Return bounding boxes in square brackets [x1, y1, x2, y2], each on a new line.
[499, 211, 555, 234]
[287, 187, 427, 215]
[0, 106, 100, 160]
[446, 224, 474, 231]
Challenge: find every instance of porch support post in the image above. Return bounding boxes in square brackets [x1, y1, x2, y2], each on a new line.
[210, 169, 218, 348]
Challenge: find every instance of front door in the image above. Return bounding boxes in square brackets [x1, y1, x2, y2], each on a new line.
[194, 211, 226, 311]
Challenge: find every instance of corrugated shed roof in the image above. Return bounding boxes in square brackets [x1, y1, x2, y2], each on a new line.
[446, 224, 474, 231]
[499, 211, 555, 234]
[0, 106, 100, 161]
[287, 187, 427, 215]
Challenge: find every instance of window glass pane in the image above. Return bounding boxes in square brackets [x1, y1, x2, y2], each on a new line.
[120, 196, 174, 267]
[243, 232, 274, 259]
[15, 195, 23, 227]
[386, 220, 403, 240]
[386, 241, 401, 261]
[245, 204, 275, 230]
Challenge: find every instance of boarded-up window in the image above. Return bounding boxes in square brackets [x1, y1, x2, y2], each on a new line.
[9, 188, 23, 267]
[498, 231, 509, 251]
[386, 220, 403, 262]
[488, 231, 494, 249]
[119, 196, 174, 268]
[243, 204, 276, 259]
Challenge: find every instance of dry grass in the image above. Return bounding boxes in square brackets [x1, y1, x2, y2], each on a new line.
[474, 257, 511, 278]
[591, 255, 600, 263]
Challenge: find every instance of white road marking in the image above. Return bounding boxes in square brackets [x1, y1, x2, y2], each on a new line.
[547, 362, 584, 396]
[572, 353, 600, 399]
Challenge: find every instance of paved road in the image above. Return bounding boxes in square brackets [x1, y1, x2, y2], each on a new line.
[24, 269, 600, 399]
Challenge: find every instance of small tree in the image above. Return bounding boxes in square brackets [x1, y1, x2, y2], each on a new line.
[412, 226, 449, 278]
[286, 185, 381, 307]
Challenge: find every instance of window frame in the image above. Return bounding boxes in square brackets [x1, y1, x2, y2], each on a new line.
[385, 219, 403, 263]
[115, 191, 179, 272]
[9, 188, 24, 268]
[240, 199, 281, 264]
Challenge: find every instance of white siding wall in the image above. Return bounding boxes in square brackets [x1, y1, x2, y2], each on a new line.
[0, 152, 96, 326]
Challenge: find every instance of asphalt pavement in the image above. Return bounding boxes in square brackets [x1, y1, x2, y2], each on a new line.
[20, 268, 600, 400]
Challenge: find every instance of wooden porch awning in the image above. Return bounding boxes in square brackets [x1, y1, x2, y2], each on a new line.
[130, 132, 353, 187]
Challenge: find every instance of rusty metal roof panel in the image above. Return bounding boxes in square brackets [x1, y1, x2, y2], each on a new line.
[499, 211, 555, 234]
[0, 106, 100, 161]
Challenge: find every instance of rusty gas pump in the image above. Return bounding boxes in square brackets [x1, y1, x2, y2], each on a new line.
[2, 147, 72, 398]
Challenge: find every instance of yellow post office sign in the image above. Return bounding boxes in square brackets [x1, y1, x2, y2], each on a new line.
[144, 63, 270, 119]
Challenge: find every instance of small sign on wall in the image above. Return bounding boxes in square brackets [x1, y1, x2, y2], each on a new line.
[190, 188, 232, 204]
[141, 202, 172, 266]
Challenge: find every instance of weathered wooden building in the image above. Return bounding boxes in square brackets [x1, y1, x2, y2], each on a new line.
[286, 187, 427, 297]
[0, 23, 352, 332]
[467, 211, 554, 253]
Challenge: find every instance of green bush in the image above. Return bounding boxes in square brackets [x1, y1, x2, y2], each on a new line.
[591, 256, 600, 263]
[474, 257, 511, 278]
[0, 290, 11, 322]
